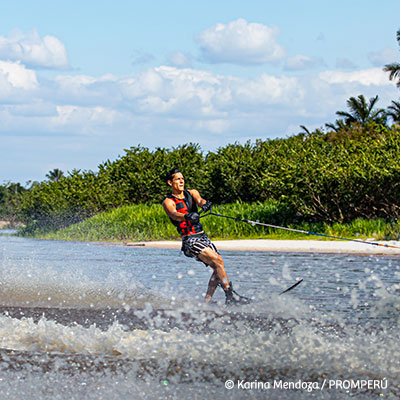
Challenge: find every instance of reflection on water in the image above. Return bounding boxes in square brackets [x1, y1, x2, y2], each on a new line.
[0, 234, 399, 399]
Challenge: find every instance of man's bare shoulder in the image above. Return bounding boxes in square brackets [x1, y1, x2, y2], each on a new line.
[187, 189, 200, 197]
[162, 196, 174, 206]
[162, 197, 176, 217]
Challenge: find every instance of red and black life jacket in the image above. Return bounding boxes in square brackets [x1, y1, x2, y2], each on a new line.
[166, 190, 203, 236]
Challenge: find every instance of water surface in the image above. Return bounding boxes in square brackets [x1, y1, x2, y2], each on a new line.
[0, 234, 398, 399]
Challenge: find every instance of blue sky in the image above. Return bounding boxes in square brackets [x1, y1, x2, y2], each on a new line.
[1, 0, 399, 183]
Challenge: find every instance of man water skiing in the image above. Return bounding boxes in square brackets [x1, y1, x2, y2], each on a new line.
[162, 167, 250, 305]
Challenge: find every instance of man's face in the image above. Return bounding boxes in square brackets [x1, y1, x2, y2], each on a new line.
[169, 172, 185, 192]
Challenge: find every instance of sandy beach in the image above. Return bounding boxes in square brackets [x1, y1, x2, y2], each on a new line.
[125, 239, 400, 255]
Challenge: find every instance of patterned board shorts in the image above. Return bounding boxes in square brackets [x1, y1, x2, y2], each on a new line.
[181, 232, 220, 261]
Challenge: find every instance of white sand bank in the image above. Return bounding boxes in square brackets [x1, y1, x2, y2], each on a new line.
[125, 239, 400, 256]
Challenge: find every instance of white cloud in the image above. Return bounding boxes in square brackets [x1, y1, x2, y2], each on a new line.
[1, 63, 399, 164]
[0, 60, 38, 89]
[319, 67, 394, 86]
[0, 29, 68, 69]
[121, 67, 226, 118]
[53, 105, 122, 134]
[284, 55, 324, 71]
[232, 73, 302, 107]
[195, 18, 286, 65]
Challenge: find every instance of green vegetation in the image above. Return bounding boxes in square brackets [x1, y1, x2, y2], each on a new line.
[13, 122, 400, 237]
[45, 168, 65, 182]
[37, 201, 400, 242]
[0, 182, 28, 223]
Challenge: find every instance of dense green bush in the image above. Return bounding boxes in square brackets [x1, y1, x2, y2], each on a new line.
[205, 123, 400, 222]
[98, 143, 207, 205]
[0, 182, 27, 220]
[14, 123, 400, 234]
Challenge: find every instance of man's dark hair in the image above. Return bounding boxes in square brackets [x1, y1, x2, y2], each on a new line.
[166, 167, 181, 183]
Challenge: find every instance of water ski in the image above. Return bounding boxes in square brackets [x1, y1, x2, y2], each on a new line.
[225, 279, 303, 306]
[279, 279, 303, 295]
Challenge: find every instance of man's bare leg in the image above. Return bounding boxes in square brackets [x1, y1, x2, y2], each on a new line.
[205, 270, 219, 302]
[198, 247, 251, 305]
[198, 247, 230, 302]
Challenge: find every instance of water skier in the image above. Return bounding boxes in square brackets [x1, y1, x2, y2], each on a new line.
[162, 167, 250, 305]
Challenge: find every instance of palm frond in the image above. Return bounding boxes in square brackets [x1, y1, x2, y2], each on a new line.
[299, 125, 311, 135]
[383, 63, 400, 86]
[387, 99, 400, 122]
[336, 111, 352, 118]
[325, 119, 347, 132]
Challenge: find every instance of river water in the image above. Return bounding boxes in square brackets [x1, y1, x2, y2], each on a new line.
[0, 231, 398, 399]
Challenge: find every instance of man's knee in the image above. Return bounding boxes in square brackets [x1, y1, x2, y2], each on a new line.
[199, 247, 223, 267]
[210, 254, 224, 270]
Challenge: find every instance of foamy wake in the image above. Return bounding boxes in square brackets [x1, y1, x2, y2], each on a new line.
[0, 307, 398, 385]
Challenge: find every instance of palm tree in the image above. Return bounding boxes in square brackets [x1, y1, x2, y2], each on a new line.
[335, 94, 386, 127]
[46, 168, 64, 182]
[387, 99, 400, 123]
[383, 29, 400, 87]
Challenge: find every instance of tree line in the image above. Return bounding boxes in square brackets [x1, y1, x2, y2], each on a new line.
[2, 120, 399, 235]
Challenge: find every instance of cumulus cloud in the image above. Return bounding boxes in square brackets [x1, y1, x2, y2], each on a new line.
[195, 18, 286, 65]
[0, 60, 38, 90]
[319, 67, 394, 86]
[231, 73, 302, 108]
[1, 63, 399, 167]
[0, 29, 68, 69]
[284, 55, 325, 71]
